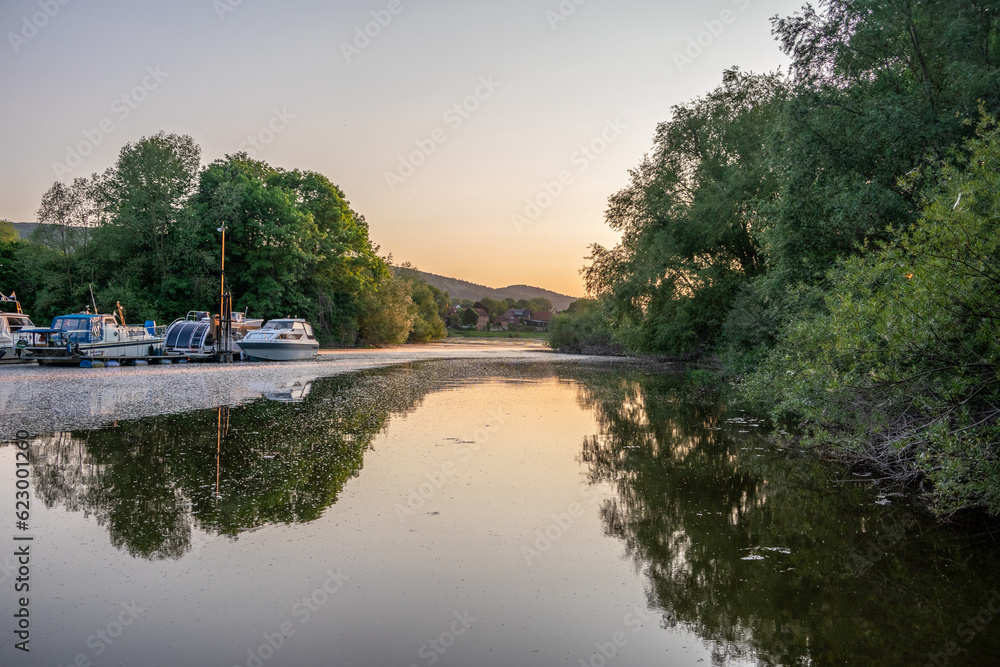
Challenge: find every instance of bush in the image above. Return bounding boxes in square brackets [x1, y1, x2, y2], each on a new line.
[744, 118, 1000, 516]
[549, 299, 621, 355]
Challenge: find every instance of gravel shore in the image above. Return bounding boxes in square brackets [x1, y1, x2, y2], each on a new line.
[2, 340, 608, 436]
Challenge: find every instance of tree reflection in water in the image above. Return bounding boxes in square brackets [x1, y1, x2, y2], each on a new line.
[569, 367, 1000, 667]
[29, 362, 464, 560]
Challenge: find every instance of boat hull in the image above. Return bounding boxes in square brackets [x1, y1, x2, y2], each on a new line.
[0, 345, 33, 364]
[27, 340, 164, 366]
[238, 341, 319, 362]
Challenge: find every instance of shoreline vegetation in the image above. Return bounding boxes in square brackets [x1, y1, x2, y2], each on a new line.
[549, 2, 1000, 520]
[0, 135, 451, 349]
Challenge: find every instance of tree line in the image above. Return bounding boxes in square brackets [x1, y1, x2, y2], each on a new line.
[553, 0, 1000, 516]
[0, 132, 449, 346]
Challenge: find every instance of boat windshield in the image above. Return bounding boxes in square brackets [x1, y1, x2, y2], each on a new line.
[53, 317, 93, 331]
[51, 316, 101, 343]
[262, 320, 295, 330]
[5, 316, 32, 331]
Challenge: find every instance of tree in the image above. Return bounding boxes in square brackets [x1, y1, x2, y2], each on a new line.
[758, 0, 1000, 306]
[461, 307, 480, 328]
[584, 68, 786, 356]
[528, 297, 553, 313]
[0, 220, 17, 245]
[192, 154, 385, 343]
[549, 299, 618, 354]
[745, 118, 1000, 516]
[31, 178, 101, 313]
[356, 270, 414, 346]
[406, 275, 447, 342]
[478, 297, 505, 319]
[103, 132, 201, 281]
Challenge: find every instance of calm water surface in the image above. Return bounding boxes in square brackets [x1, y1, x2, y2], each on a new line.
[2, 360, 999, 666]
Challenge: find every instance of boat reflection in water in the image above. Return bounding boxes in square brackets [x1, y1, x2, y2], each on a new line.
[262, 380, 312, 403]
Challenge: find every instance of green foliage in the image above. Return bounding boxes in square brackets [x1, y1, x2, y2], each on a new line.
[461, 307, 480, 327]
[356, 270, 414, 346]
[745, 119, 1000, 516]
[585, 68, 786, 356]
[0, 220, 17, 245]
[406, 276, 448, 343]
[528, 297, 552, 313]
[477, 297, 505, 319]
[575, 1, 1000, 515]
[549, 299, 620, 355]
[10, 132, 439, 346]
[737, 0, 1000, 349]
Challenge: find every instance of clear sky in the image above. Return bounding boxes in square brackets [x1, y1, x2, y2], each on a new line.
[1, 0, 806, 297]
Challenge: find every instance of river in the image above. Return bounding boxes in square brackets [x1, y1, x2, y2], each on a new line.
[1, 351, 998, 666]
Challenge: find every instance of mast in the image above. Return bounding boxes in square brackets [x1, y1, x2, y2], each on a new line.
[218, 225, 233, 363]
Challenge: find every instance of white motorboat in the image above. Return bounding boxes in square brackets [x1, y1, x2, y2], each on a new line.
[238, 318, 319, 362]
[0, 293, 35, 364]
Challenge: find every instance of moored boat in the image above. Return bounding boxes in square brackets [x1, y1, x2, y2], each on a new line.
[19, 307, 166, 366]
[162, 310, 264, 361]
[0, 292, 35, 364]
[238, 318, 319, 362]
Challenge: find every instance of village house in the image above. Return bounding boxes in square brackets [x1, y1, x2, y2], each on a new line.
[472, 307, 490, 330]
[525, 311, 552, 331]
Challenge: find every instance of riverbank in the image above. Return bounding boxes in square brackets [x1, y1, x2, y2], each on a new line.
[1, 340, 619, 435]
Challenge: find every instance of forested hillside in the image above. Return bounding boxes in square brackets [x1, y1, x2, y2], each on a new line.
[391, 267, 578, 311]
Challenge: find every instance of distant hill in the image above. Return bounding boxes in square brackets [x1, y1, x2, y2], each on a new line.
[394, 268, 579, 311]
[11, 223, 37, 239]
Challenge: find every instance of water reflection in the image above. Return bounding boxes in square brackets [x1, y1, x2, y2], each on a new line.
[262, 380, 312, 403]
[19, 361, 1000, 666]
[30, 364, 455, 559]
[570, 368, 1000, 666]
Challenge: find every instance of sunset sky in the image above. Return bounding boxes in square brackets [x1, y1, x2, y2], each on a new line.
[1, 0, 804, 296]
